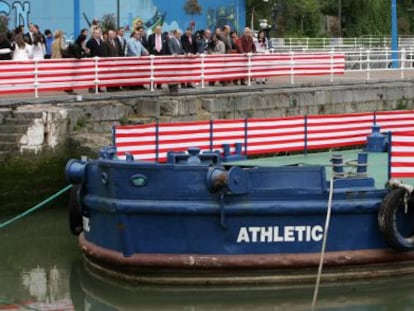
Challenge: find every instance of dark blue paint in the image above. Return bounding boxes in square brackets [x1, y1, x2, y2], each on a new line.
[66, 148, 394, 257]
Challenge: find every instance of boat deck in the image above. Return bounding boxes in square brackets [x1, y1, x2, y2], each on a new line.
[232, 149, 411, 189]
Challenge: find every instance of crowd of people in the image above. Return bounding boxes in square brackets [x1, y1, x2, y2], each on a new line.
[0, 20, 271, 91]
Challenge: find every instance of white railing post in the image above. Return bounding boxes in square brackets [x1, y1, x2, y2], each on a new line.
[200, 53, 205, 89]
[401, 48, 405, 80]
[33, 59, 39, 98]
[410, 47, 414, 68]
[306, 37, 309, 49]
[289, 38, 292, 51]
[150, 55, 155, 92]
[359, 47, 363, 71]
[323, 37, 326, 49]
[290, 50, 295, 85]
[385, 47, 389, 69]
[94, 56, 99, 94]
[330, 48, 334, 83]
[366, 50, 371, 81]
[247, 52, 252, 86]
[354, 37, 357, 49]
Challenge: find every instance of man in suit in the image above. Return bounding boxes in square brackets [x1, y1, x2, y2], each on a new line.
[86, 28, 105, 93]
[180, 27, 197, 88]
[181, 27, 197, 55]
[103, 30, 121, 92]
[168, 29, 189, 89]
[147, 25, 170, 89]
[117, 27, 127, 56]
[168, 29, 184, 55]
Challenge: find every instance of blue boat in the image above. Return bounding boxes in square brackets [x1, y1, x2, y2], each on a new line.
[65, 136, 414, 285]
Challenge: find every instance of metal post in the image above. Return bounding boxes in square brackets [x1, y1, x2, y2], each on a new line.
[338, 0, 342, 37]
[304, 114, 308, 155]
[150, 55, 155, 92]
[34, 60, 39, 98]
[366, 50, 371, 81]
[200, 53, 205, 89]
[74, 0, 80, 37]
[391, 0, 399, 68]
[116, 0, 120, 29]
[387, 131, 392, 181]
[94, 57, 99, 93]
[247, 53, 252, 86]
[330, 48, 334, 83]
[401, 48, 405, 79]
[155, 119, 159, 163]
[209, 118, 213, 151]
[244, 117, 248, 156]
[290, 51, 295, 84]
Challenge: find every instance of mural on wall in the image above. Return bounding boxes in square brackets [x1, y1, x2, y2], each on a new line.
[0, 0, 31, 30]
[0, 0, 245, 39]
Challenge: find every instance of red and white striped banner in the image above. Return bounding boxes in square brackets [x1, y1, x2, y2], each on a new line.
[390, 131, 414, 178]
[246, 117, 305, 155]
[114, 110, 414, 163]
[376, 110, 414, 133]
[0, 53, 345, 95]
[307, 112, 373, 149]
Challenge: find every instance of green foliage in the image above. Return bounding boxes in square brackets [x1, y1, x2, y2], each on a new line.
[184, 0, 202, 18]
[101, 13, 117, 32]
[246, 0, 413, 37]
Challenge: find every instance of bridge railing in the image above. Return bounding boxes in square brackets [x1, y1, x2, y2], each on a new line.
[0, 52, 345, 97]
[270, 36, 414, 51]
[2, 47, 414, 98]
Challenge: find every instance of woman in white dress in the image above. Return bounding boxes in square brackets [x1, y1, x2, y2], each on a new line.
[32, 33, 46, 60]
[254, 30, 269, 84]
[12, 33, 33, 61]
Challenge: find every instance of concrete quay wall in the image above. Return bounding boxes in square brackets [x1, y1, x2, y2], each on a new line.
[1, 80, 414, 154]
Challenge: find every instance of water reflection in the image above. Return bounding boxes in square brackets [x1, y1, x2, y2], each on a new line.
[71, 259, 414, 311]
[2, 207, 414, 311]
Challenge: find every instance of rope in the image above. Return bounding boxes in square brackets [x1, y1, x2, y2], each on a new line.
[311, 178, 335, 311]
[0, 184, 73, 229]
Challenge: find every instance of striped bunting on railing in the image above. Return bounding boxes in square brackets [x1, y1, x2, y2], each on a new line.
[114, 110, 414, 163]
[0, 53, 345, 96]
[390, 131, 414, 179]
[306, 112, 373, 149]
[376, 110, 414, 133]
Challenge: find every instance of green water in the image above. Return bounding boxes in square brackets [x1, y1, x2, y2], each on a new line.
[1, 207, 414, 311]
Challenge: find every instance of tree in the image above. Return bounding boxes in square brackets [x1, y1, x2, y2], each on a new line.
[101, 13, 117, 32]
[184, 0, 202, 20]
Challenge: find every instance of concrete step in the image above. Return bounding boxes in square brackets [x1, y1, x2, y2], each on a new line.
[0, 124, 29, 134]
[9, 111, 43, 120]
[0, 133, 22, 143]
[0, 142, 19, 152]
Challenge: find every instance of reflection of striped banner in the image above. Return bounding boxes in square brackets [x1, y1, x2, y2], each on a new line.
[391, 131, 414, 178]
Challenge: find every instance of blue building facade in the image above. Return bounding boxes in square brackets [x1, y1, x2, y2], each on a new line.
[0, 0, 246, 40]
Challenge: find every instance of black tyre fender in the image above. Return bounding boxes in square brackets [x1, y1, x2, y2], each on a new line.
[69, 184, 83, 236]
[378, 187, 414, 250]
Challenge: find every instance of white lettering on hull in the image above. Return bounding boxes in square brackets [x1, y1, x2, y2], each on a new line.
[236, 226, 324, 243]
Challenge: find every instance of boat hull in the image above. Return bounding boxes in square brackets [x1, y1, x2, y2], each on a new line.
[80, 233, 414, 285]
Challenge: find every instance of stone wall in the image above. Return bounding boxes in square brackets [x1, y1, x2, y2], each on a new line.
[1, 80, 414, 153]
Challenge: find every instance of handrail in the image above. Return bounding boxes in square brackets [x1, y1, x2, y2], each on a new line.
[1, 47, 414, 98]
